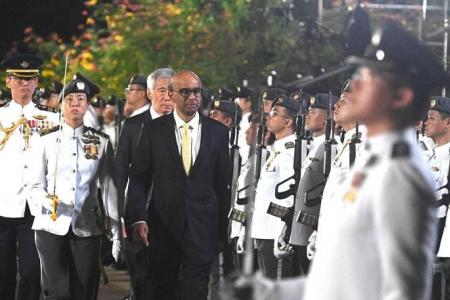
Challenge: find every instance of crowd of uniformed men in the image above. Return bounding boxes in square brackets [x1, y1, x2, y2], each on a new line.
[2, 18, 450, 300]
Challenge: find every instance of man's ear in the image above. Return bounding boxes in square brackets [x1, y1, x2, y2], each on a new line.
[147, 88, 152, 100]
[5, 77, 11, 89]
[391, 87, 414, 110]
[225, 117, 232, 128]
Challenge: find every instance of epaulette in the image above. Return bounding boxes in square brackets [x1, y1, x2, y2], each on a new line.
[36, 104, 57, 113]
[391, 141, 410, 158]
[85, 126, 110, 139]
[285, 141, 295, 149]
[351, 132, 362, 140]
[40, 125, 61, 136]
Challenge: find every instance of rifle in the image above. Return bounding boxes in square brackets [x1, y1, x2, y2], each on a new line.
[254, 94, 267, 185]
[323, 91, 338, 178]
[228, 103, 242, 223]
[274, 91, 308, 200]
[348, 123, 361, 167]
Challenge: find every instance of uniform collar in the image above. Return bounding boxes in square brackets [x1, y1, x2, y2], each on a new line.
[273, 133, 295, 151]
[312, 134, 326, 148]
[434, 141, 450, 157]
[344, 127, 357, 141]
[9, 100, 35, 115]
[174, 109, 200, 130]
[364, 127, 415, 156]
[62, 122, 84, 137]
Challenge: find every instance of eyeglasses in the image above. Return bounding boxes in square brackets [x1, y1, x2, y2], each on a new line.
[124, 87, 144, 94]
[269, 109, 290, 119]
[173, 87, 202, 98]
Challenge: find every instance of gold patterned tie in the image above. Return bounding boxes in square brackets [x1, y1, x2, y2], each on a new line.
[181, 123, 191, 175]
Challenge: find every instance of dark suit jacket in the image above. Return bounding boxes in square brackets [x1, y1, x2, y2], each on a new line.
[116, 109, 152, 221]
[127, 113, 230, 252]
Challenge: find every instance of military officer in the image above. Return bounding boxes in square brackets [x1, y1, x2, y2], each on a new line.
[280, 93, 337, 275]
[305, 81, 363, 260]
[235, 20, 446, 300]
[250, 95, 299, 279]
[423, 96, 450, 299]
[31, 78, 119, 300]
[0, 53, 59, 300]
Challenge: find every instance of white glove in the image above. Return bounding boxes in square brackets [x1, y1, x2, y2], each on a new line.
[112, 239, 121, 262]
[306, 231, 317, 260]
[274, 223, 293, 259]
[236, 227, 246, 254]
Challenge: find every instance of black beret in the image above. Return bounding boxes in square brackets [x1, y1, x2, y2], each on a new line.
[429, 97, 450, 114]
[347, 20, 450, 90]
[272, 95, 299, 113]
[235, 86, 254, 99]
[128, 74, 147, 88]
[1, 54, 42, 78]
[63, 79, 90, 97]
[261, 88, 287, 101]
[218, 87, 238, 101]
[309, 93, 339, 110]
[72, 72, 100, 99]
[211, 100, 242, 119]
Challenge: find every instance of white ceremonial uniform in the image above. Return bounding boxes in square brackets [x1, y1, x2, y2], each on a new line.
[31, 123, 119, 237]
[418, 134, 436, 151]
[0, 100, 59, 218]
[269, 128, 437, 300]
[103, 120, 117, 149]
[83, 104, 100, 130]
[251, 134, 295, 240]
[238, 111, 251, 165]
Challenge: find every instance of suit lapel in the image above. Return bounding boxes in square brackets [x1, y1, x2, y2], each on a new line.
[190, 115, 210, 175]
[166, 114, 185, 171]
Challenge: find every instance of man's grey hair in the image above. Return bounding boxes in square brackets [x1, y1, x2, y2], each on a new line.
[147, 68, 175, 90]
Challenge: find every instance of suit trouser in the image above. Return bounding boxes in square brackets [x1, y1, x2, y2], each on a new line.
[145, 232, 216, 300]
[0, 208, 41, 300]
[35, 229, 101, 300]
[123, 238, 150, 300]
[255, 239, 295, 279]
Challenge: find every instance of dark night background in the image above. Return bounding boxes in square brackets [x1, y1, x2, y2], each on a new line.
[0, 0, 86, 58]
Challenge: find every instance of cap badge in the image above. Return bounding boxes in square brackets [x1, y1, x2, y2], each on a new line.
[430, 99, 437, 108]
[262, 92, 267, 99]
[214, 100, 220, 108]
[76, 82, 86, 90]
[20, 60, 30, 68]
[310, 97, 315, 105]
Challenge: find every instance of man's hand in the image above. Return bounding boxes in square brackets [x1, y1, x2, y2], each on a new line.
[306, 231, 317, 260]
[112, 239, 121, 262]
[236, 229, 246, 254]
[132, 222, 149, 246]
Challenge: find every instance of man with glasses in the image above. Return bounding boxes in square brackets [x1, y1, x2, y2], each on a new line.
[127, 70, 230, 300]
[0, 53, 58, 300]
[31, 78, 119, 300]
[117, 69, 174, 300]
[250, 96, 298, 279]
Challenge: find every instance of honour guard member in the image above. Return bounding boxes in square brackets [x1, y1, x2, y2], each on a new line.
[235, 86, 254, 165]
[306, 81, 363, 260]
[73, 73, 101, 130]
[283, 93, 337, 274]
[0, 53, 58, 300]
[423, 96, 450, 299]
[250, 95, 298, 279]
[31, 78, 119, 300]
[209, 99, 242, 129]
[233, 20, 447, 300]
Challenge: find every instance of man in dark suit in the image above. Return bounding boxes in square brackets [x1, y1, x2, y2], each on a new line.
[116, 69, 174, 300]
[127, 70, 230, 300]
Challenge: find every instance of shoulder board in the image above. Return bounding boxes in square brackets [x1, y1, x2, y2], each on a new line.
[40, 125, 61, 136]
[285, 141, 295, 149]
[36, 104, 57, 113]
[391, 141, 410, 158]
[85, 127, 110, 139]
[351, 132, 362, 140]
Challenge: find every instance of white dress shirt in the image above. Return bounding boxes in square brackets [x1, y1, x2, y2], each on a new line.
[173, 109, 201, 164]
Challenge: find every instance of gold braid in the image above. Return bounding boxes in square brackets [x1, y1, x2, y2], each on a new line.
[0, 117, 31, 151]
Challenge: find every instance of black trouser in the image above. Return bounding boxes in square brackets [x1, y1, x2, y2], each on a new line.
[35, 229, 101, 300]
[145, 231, 216, 300]
[293, 245, 310, 275]
[255, 239, 295, 279]
[123, 239, 150, 300]
[432, 258, 450, 300]
[0, 208, 41, 300]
